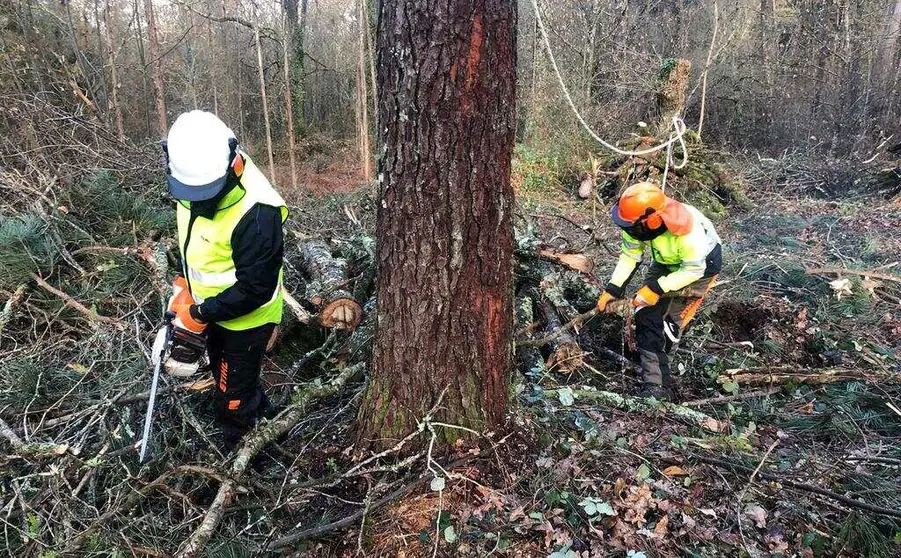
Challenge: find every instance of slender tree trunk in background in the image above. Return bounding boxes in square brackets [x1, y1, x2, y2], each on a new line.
[181, 4, 199, 109]
[356, 0, 372, 183]
[93, 0, 110, 120]
[697, 0, 719, 139]
[357, 0, 517, 450]
[104, 0, 125, 142]
[253, 25, 276, 180]
[144, 0, 168, 135]
[878, 1, 901, 122]
[284, 0, 307, 138]
[63, 1, 99, 113]
[363, 0, 377, 120]
[133, 0, 151, 136]
[282, 8, 298, 188]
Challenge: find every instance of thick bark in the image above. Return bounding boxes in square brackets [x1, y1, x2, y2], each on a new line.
[299, 241, 363, 330]
[358, 0, 517, 449]
[143, 0, 167, 134]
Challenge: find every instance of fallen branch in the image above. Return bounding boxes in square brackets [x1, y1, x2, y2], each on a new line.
[689, 454, 901, 520]
[282, 287, 312, 324]
[175, 363, 364, 557]
[32, 273, 125, 330]
[0, 417, 70, 458]
[682, 388, 781, 407]
[517, 307, 597, 349]
[720, 367, 892, 386]
[805, 266, 901, 284]
[544, 388, 725, 432]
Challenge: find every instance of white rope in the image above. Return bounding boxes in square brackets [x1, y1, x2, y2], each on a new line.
[530, 0, 690, 163]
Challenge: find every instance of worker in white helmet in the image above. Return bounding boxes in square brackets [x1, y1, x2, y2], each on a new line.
[161, 110, 288, 448]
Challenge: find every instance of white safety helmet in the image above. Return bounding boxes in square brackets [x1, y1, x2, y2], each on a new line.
[163, 110, 238, 201]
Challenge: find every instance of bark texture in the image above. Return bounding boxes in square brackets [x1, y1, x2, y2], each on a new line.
[358, 0, 517, 448]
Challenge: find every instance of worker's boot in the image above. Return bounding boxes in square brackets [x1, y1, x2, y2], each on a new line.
[638, 349, 674, 401]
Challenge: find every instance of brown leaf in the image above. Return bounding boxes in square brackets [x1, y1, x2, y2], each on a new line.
[744, 503, 768, 529]
[662, 465, 688, 477]
[654, 514, 669, 536]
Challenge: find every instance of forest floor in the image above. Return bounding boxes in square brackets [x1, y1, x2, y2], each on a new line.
[1, 128, 899, 557]
[270, 150, 901, 557]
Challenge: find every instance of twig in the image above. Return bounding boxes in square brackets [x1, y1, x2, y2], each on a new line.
[0, 284, 27, 335]
[516, 308, 598, 348]
[805, 266, 901, 284]
[175, 363, 364, 557]
[31, 273, 125, 330]
[0, 418, 69, 458]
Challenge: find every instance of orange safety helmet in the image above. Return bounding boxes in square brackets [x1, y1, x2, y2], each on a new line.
[613, 182, 667, 229]
[611, 181, 694, 235]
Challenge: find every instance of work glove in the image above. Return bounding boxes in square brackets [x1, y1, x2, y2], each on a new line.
[167, 276, 193, 311]
[172, 303, 207, 334]
[596, 291, 617, 313]
[632, 284, 661, 310]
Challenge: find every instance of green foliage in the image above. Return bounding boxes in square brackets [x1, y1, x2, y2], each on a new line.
[65, 170, 173, 246]
[836, 512, 897, 557]
[0, 213, 58, 288]
[512, 143, 581, 197]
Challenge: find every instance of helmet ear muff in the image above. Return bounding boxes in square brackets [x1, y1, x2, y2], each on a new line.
[226, 137, 244, 177]
[161, 140, 171, 174]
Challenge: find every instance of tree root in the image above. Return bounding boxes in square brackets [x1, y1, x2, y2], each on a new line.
[544, 388, 725, 433]
[175, 363, 364, 557]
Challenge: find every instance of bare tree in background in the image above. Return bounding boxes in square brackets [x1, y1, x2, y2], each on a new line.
[144, 0, 168, 134]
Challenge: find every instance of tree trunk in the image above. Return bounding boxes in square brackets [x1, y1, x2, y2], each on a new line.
[252, 25, 276, 180]
[357, 0, 517, 449]
[697, 0, 719, 139]
[133, 0, 152, 136]
[356, 0, 372, 183]
[284, 0, 307, 138]
[282, 5, 298, 189]
[655, 58, 691, 135]
[104, 0, 125, 142]
[143, 0, 167, 135]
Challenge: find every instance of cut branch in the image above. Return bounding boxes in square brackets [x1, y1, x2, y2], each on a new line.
[298, 241, 363, 330]
[32, 273, 125, 330]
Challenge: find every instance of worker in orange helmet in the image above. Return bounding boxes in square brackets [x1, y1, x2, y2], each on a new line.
[597, 181, 722, 400]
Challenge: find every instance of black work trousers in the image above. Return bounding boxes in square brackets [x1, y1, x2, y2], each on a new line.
[206, 322, 275, 437]
[635, 264, 716, 387]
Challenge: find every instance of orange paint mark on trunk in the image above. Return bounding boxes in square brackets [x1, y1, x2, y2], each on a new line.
[461, 11, 484, 116]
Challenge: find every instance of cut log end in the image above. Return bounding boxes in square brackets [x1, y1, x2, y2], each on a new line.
[319, 298, 363, 330]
